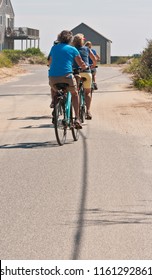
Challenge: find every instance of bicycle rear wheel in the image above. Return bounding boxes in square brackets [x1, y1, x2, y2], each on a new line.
[79, 88, 86, 123]
[54, 97, 67, 146]
[70, 104, 79, 141]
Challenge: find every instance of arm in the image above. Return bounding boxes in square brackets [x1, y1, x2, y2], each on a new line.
[75, 55, 87, 70]
[96, 53, 100, 61]
[47, 56, 52, 67]
[89, 50, 97, 68]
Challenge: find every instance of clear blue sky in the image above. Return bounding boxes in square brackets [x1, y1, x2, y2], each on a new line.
[12, 0, 152, 56]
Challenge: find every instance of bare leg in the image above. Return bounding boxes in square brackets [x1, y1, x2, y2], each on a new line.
[71, 91, 82, 128]
[84, 88, 92, 119]
[71, 92, 79, 119]
[84, 88, 92, 113]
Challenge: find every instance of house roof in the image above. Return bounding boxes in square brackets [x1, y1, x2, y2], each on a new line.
[9, 0, 15, 16]
[71, 22, 112, 43]
[0, 0, 15, 16]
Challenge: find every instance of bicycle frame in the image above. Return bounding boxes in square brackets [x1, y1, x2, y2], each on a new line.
[65, 91, 72, 124]
[53, 85, 79, 146]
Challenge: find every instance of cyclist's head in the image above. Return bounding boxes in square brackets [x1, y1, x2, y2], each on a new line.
[73, 33, 85, 48]
[85, 41, 92, 48]
[57, 30, 73, 44]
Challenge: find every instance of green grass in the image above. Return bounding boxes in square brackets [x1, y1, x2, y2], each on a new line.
[0, 48, 47, 68]
[0, 52, 13, 68]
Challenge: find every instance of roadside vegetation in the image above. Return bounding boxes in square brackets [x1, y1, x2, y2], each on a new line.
[0, 48, 47, 68]
[111, 56, 132, 64]
[123, 40, 152, 93]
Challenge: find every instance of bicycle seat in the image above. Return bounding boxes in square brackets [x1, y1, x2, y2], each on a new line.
[55, 83, 69, 90]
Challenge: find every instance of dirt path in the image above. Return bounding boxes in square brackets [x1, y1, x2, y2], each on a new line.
[0, 65, 27, 84]
[92, 66, 152, 146]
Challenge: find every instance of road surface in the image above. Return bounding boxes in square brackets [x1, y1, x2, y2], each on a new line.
[0, 65, 152, 259]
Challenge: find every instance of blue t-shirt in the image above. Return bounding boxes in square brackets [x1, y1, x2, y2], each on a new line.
[73, 46, 90, 72]
[48, 43, 79, 77]
[89, 48, 96, 65]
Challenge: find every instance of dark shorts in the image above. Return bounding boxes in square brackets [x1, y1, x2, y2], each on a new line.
[49, 74, 77, 92]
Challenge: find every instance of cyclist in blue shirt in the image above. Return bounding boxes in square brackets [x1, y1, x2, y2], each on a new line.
[48, 30, 87, 128]
[73, 34, 97, 120]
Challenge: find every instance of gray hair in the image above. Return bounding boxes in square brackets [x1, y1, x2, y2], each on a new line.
[57, 30, 73, 44]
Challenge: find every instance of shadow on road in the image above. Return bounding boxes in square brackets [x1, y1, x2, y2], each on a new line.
[0, 141, 58, 149]
[74, 208, 152, 227]
[0, 93, 50, 97]
[8, 115, 50, 121]
[71, 131, 89, 260]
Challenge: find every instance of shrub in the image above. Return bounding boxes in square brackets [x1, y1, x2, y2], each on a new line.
[2, 49, 23, 64]
[24, 47, 44, 56]
[0, 52, 13, 67]
[123, 58, 140, 74]
[0, 48, 47, 66]
[124, 40, 152, 93]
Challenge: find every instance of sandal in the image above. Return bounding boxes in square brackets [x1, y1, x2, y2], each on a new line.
[93, 83, 98, 90]
[74, 118, 82, 129]
[50, 101, 54, 108]
[85, 112, 92, 120]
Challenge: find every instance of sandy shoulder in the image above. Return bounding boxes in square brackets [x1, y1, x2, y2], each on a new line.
[0, 65, 27, 84]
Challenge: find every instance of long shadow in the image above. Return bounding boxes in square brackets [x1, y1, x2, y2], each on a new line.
[20, 124, 53, 129]
[0, 141, 58, 149]
[0, 93, 50, 97]
[71, 131, 88, 260]
[96, 89, 134, 93]
[73, 208, 152, 228]
[8, 115, 50, 121]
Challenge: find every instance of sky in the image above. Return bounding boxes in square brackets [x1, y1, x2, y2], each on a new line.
[11, 0, 152, 56]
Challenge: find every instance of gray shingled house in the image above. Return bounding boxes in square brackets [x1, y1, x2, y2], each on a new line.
[0, 0, 15, 50]
[71, 23, 112, 64]
[0, 0, 39, 51]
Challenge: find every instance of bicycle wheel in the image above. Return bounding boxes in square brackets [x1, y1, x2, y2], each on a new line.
[54, 97, 67, 146]
[70, 104, 79, 141]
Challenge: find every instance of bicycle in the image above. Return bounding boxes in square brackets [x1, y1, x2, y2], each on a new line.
[73, 68, 87, 123]
[52, 83, 79, 146]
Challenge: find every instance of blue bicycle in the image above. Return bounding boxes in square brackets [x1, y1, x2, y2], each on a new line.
[53, 83, 79, 146]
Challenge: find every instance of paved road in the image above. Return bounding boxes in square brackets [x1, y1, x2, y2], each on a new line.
[0, 65, 152, 259]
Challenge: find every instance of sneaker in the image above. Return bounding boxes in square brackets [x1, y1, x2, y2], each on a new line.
[85, 112, 92, 120]
[74, 118, 82, 129]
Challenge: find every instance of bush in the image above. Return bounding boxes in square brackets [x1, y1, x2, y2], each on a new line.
[124, 40, 152, 93]
[0, 48, 47, 67]
[134, 78, 152, 92]
[24, 48, 44, 56]
[2, 49, 24, 64]
[0, 52, 13, 67]
[123, 58, 140, 74]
